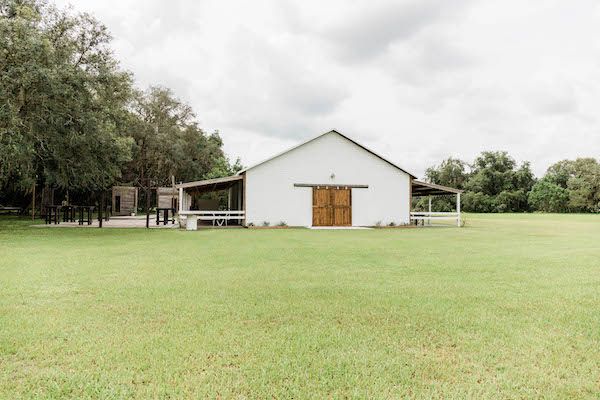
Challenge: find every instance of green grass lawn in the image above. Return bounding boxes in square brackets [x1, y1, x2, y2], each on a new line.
[0, 214, 599, 399]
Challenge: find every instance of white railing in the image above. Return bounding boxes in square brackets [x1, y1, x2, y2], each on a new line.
[179, 210, 245, 226]
[410, 212, 461, 227]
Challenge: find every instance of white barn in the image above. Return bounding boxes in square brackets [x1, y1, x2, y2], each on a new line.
[177, 130, 462, 228]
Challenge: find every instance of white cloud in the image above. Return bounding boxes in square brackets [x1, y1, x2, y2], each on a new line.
[55, 0, 600, 177]
[212, 28, 349, 139]
[325, 1, 450, 62]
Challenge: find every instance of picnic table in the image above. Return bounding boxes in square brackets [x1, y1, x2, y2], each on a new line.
[61, 205, 76, 222]
[0, 206, 22, 215]
[45, 205, 61, 224]
[77, 206, 95, 225]
[156, 208, 176, 225]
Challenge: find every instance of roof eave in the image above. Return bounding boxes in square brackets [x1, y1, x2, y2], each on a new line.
[175, 175, 243, 189]
[412, 180, 463, 195]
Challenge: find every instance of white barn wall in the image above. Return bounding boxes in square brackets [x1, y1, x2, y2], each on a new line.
[244, 132, 410, 227]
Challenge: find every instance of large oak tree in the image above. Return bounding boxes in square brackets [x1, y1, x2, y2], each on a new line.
[1, 0, 133, 193]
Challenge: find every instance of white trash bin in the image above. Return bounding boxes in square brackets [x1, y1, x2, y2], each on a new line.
[186, 215, 198, 231]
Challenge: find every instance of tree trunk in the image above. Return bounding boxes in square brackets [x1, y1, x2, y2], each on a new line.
[31, 182, 36, 221]
[145, 187, 150, 229]
[98, 191, 104, 228]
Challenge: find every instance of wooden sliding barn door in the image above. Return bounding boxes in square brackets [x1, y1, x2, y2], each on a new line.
[312, 187, 332, 226]
[332, 188, 351, 226]
[312, 187, 352, 226]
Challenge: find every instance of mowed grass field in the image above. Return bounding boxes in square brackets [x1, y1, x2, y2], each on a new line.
[0, 214, 599, 399]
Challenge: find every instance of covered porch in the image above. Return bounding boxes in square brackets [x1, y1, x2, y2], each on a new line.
[411, 180, 463, 227]
[177, 175, 244, 229]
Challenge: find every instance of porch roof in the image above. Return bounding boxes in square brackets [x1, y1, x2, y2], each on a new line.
[176, 175, 243, 192]
[412, 180, 463, 197]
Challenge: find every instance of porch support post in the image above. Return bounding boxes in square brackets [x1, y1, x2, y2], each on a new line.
[428, 196, 432, 226]
[242, 173, 246, 226]
[457, 193, 461, 227]
[408, 177, 413, 225]
[237, 182, 243, 225]
[178, 187, 183, 213]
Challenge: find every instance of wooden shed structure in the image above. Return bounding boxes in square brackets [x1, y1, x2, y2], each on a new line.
[156, 187, 178, 211]
[112, 186, 138, 216]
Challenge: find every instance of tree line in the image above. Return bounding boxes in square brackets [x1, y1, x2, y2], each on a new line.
[2, 1, 598, 215]
[420, 152, 600, 213]
[0, 0, 240, 208]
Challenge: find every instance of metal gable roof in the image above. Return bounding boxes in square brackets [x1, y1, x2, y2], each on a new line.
[412, 180, 463, 196]
[237, 130, 417, 178]
[175, 175, 243, 189]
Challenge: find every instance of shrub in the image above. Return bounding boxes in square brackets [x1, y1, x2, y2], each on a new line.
[528, 178, 570, 212]
[388, 222, 396, 227]
[462, 192, 494, 213]
[262, 221, 270, 227]
[277, 221, 287, 227]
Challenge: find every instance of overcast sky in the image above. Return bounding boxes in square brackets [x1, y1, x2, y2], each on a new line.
[56, 0, 600, 178]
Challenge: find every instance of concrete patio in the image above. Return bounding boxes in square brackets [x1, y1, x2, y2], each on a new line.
[33, 216, 178, 229]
